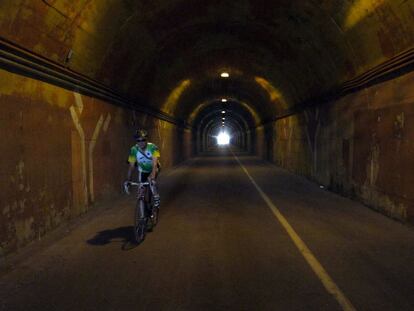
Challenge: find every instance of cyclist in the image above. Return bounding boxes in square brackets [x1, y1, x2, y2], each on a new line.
[126, 129, 160, 207]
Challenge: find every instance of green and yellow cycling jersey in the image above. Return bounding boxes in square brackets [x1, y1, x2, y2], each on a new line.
[128, 143, 160, 173]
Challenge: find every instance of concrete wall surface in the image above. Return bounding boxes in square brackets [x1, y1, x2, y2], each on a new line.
[0, 69, 189, 255]
[272, 70, 414, 223]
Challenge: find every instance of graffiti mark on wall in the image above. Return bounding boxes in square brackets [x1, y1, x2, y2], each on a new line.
[366, 133, 380, 187]
[393, 112, 404, 139]
[304, 107, 321, 175]
[89, 115, 104, 203]
[157, 119, 162, 143]
[74, 92, 84, 114]
[103, 113, 111, 132]
[70, 93, 112, 206]
[89, 113, 112, 202]
[69, 104, 88, 208]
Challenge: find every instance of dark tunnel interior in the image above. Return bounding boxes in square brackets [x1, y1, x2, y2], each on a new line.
[1, 0, 414, 254]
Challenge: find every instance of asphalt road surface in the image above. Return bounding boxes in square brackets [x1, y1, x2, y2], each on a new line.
[1, 148, 414, 311]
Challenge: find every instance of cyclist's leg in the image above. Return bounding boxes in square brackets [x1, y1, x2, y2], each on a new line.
[143, 172, 154, 215]
[137, 171, 149, 218]
[150, 171, 160, 207]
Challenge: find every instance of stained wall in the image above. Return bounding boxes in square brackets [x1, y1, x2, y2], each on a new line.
[0, 69, 189, 255]
[271, 70, 414, 223]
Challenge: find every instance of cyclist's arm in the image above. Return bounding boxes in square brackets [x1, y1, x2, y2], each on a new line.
[149, 145, 160, 180]
[127, 148, 137, 181]
[149, 156, 159, 179]
[127, 162, 135, 181]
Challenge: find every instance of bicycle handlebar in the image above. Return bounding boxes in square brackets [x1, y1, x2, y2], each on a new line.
[123, 181, 150, 195]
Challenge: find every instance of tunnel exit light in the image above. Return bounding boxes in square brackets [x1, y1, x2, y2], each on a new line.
[220, 72, 229, 78]
[217, 132, 230, 145]
[221, 98, 227, 102]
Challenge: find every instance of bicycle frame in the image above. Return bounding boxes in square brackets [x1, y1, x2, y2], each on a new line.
[124, 181, 159, 244]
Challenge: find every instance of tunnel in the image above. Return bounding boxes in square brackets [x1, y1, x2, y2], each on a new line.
[1, 1, 414, 310]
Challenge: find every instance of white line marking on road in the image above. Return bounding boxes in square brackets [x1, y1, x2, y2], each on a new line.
[233, 153, 357, 311]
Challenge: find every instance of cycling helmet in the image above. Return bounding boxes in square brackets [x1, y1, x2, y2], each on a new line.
[134, 129, 148, 140]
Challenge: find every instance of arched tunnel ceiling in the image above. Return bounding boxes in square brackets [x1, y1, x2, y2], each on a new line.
[175, 77, 277, 123]
[193, 100, 256, 131]
[1, 0, 414, 124]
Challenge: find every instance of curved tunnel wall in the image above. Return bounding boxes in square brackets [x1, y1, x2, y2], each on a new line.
[1, 1, 414, 254]
[270, 70, 414, 224]
[0, 66, 191, 254]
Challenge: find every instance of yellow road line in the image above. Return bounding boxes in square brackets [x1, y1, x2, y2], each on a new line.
[233, 153, 357, 311]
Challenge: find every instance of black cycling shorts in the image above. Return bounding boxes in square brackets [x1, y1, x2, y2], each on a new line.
[138, 172, 151, 182]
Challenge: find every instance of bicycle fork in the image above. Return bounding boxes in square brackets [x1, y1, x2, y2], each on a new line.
[137, 185, 147, 220]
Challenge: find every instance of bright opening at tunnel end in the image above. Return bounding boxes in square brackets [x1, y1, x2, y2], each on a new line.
[216, 132, 230, 145]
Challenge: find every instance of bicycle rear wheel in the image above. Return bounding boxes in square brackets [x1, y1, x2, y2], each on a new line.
[151, 205, 159, 227]
[147, 194, 159, 230]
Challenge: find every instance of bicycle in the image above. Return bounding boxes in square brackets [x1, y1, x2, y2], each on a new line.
[123, 180, 159, 244]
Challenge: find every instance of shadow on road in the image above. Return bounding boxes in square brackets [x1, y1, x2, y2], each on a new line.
[87, 226, 139, 250]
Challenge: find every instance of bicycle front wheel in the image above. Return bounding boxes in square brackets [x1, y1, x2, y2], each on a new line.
[134, 200, 146, 244]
